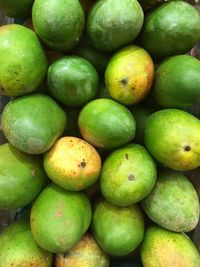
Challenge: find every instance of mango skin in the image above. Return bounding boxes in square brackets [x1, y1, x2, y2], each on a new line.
[0, 143, 48, 210]
[0, 220, 53, 267]
[47, 56, 99, 107]
[78, 98, 136, 149]
[30, 183, 92, 253]
[56, 234, 110, 267]
[32, 0, 85, 51]
[1, 94, 67, 154]
[44, 137, 102, 191]
[92, 199, 144, 256]
[142, 171, 200, 232]
[144, 109, 200, 171]
[100, 144, 157, 206]
[0, 24, 47, 96]
[139, 1, 200, 59]
[87, 0, 144, 52]
[141, 226, 200, 267]
[105, 46, 154, 105]
[154, 55, 200, 108]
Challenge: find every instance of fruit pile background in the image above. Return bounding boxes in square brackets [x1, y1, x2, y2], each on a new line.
[1, 0, 200, 267]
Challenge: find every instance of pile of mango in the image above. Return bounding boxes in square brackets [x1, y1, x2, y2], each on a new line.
[0, 0, 200, 266]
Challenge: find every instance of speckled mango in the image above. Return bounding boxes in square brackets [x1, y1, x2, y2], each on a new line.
[142, 171, 200, 232]
[1, 94, 67, 154]
[105, 45, 154, 106]
[44, 137, 102, 191]
[92, 198, 144, 256]
[100, 144, 157, 206]
[141, 226, 200, 267]
[144, 109, 200, 171]
[56, 234, 110, 267]
[0, 220, 53, 267]
[0, 24, 47, 96]
[0, 143, 48, 210]
[30, 183, 92, 253]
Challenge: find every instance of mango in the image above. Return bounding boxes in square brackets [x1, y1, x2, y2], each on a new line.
[142, 171, 200, 232]
[144, 109, 200, 171]
[141, 226, 200, 267]
[44, 137, 101, 191]
[30, 183, 92, 253]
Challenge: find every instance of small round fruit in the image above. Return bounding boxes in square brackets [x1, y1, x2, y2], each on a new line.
[100, 144, 157, 206]
[87, 0, 144, 52]
[78, 98, 136, 149]
[48, 56, 99, 107]
[144, 109, 200, 171]
[0, 143, 48, 210]
[0, 24, 47, 96]
[32, 0, 85, 51]
[140, 226, 200, 267]
[139, 1, 200, 58]
[105, 45, 154, 105]
[92, 199, 144, 256]
[0, 220, 53, 267]
[1, 94, 67, 154]
[0, 0, 34, 19]
[142, 171, 200, 232]
[44, 137, 102, 191]
[154, 55, 200, 108]
[56, 234, 110, 267]
[30, 183, 92, 253]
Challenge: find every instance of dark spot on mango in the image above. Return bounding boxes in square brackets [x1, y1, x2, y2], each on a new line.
[184, 145, 191, 152]
[81, 161, 86, 167]
[63, 252, 69, 258]
[120, 78, 128, 86]
[128, 174, 135, 181]
[125, 153, 129, 159]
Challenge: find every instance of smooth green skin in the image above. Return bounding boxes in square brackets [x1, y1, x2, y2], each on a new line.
[130, 106, 153, 144]
[72, 36, 110, 74]
[0, 221, 52, 267]
[0, 24, 47, 97]
[64, 107, 81, 137]
[30, 183, 92, 253]
[32, 0, 85, 51]
[139, 1, 200, 59]
[87, 0, 144, 52]
[142, 171, 200, 233]
[1, 94, 67, 154]
[154, 55, 200, 108]
[0, 0, 34, 19]
[48, 56, 99, 107]
[144, 109, 200, 171]
[140, 226, 200, 267]
[78, 98, 136, 149]
[0, 143, 48, 210]
[92, 199, 144, 256]
[100, 144, 157, 206]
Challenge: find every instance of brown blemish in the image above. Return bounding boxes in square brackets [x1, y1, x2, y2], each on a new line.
[80, 161, 86, 167]
[128, 174, 135, 181]
[63, 252, 69, 258]
[120, 78, 128, 86]
[125, 153, 129, 160]
[184, 145, 191, 152]
[55, 209, 63, 218]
